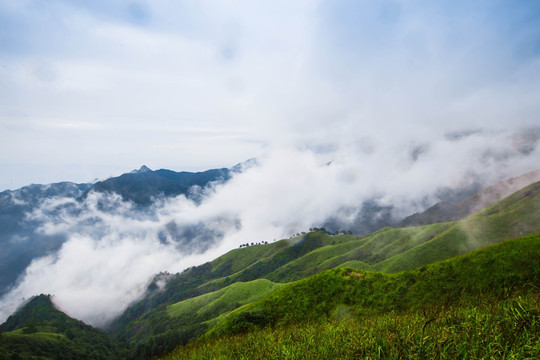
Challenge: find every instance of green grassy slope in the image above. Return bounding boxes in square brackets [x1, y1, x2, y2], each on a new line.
[111, 233, 369, 357]
[108, 240, 289, 338]
[400, 168, 540, 226]
[111, 181, 540, 359]
[375, 181, 540, 272]
[167, 279, 282, 324]
[159, 234, 540, 359]
[164, 294, 539, 360]
[109, 232, 342, 345]
[265, 223, 453, 282]
[2, 295, 67, 332]
[211, 234, 540, 336]
[203, 241, 290, 279]
[121, 280, 283, 359]
[110, 236, 304, 331]
[0, 295, 120, 360]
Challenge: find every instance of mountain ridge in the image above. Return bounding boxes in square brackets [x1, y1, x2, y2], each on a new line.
[82, 167, 231, 205]
[106, 179, 540, 358]
[168, 234, 538, 359]
[1, 168, 540, 359]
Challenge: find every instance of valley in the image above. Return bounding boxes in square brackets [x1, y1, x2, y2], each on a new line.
[1, 173, 539, 359]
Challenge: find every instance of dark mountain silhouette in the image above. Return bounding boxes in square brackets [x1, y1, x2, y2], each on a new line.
[82, 166, 231, 205]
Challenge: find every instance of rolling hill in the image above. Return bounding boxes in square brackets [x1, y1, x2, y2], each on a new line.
[108, 180, 540, 358]
[2, 175, 539, 359]
[164, 233, 540, 359]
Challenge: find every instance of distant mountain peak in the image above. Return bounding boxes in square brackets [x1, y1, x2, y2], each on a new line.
[132, 165, 152, 174]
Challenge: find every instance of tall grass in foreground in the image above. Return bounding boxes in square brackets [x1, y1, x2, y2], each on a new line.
[161, 293, 539, 360]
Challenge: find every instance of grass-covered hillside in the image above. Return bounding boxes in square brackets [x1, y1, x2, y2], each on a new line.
[110, 181, 540, 359]
[167, 279, 282, 328]
[163, 234, 540, 359]
[3, 180, 538, 359]
[400, 168, 540, 226]
[0, 295, 120, 360]
[165, 295, 539, 360]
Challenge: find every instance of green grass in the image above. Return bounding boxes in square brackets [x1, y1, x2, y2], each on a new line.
[162, 294, 539, 360]
[203, 232, 351, 287]
[167, 279, 282, 320]
[210, 234, 540, 335]
[266, 223, 454, 282]
[1, 326, 118, 360]
[376, 182, 540, 273]
[160, 233, 540, 359]
[122, 280, 283, 358]
[202, 241, 290, 279]
[110, 233, 332, 341]
[330, 260, 372, 271]
[113, 181, 540, 359]
[0, 295, 121, 359]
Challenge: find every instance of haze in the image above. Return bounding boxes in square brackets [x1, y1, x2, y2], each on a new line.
[1, 0, 539, 327]
[1, 0, 539, 189]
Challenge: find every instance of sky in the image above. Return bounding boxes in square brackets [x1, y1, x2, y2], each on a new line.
[1, 0, 540, 327]
[1, 0, 539, 190]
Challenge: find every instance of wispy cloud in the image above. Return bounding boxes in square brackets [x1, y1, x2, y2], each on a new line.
[1, 1, 540, 189]
[0, 0, 539, 326]
[1, 125, 538, 327]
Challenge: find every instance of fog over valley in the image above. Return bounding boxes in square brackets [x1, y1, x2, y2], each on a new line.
[1, 0, 540, 330]
[1, 128, 539, 326]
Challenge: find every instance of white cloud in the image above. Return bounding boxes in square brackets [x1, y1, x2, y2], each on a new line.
[2, 125, 538, 327]
[1, 0, 540, 327]
[2, 1, 540, 189]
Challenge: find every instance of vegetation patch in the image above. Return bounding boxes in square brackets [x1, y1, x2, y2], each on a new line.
[163, 294, 539, 360]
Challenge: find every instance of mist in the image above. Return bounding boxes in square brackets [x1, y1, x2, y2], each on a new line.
[1, 0, 540, 327]
[0, 126, 539, 327]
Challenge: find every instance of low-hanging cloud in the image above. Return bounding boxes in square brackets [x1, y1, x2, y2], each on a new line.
[0, 190, 242, 327]
[1, 126, 539, 327]
[1, 0, 540, 327]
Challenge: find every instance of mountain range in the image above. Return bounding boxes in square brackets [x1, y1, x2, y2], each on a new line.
[107, 178, 540, 357]
[0, 166, 539, 359]
[0, 166, 232, 297]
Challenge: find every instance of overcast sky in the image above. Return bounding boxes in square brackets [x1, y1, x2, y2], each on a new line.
[1, 0, 540, 326]
[1, 0, 540, 190]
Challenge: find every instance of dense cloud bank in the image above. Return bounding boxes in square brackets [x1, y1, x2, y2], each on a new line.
[1, 127, 539, 326]
[2, 0, 540, 326]
[2, 0, 540, 189]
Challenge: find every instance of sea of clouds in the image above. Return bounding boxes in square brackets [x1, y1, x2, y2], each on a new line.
[1, 126, 539, 327]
